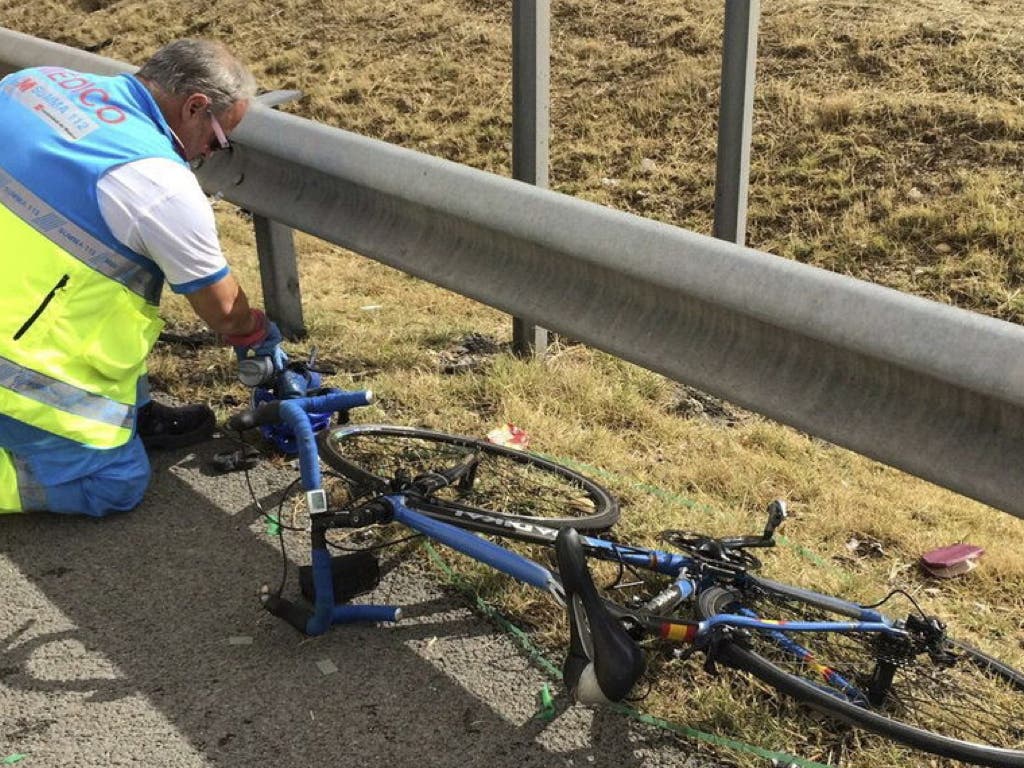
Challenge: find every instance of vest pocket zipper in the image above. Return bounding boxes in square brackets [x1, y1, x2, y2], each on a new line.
[14, 274, 69, 340]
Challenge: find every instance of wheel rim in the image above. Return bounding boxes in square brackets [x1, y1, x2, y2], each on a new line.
[323, 427, 614, 525]
[706, 585, 1024, 758]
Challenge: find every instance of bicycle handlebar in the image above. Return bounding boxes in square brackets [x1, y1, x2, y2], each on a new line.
[226, 390, 374, 432]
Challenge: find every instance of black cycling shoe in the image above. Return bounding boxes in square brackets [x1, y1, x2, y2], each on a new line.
[137, 401, 216, 450]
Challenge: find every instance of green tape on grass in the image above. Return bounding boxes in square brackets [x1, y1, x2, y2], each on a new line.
[535, 682, 556, 721]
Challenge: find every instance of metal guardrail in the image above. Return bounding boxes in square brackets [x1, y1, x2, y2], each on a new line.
[3, 27, 1024, 518]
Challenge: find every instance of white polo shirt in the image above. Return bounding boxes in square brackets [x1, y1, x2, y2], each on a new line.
[96, 157, 230, 294]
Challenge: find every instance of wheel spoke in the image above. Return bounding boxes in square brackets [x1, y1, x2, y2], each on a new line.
[319, 426, 619, 534]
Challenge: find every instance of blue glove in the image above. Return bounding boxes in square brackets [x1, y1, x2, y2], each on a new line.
[229, 310, 288, 372]
[250, 318, 288, 371]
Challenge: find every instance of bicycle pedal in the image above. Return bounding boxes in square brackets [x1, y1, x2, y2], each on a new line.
[299, 550, 380, 604]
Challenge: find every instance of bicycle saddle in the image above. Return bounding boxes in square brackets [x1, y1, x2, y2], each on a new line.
[555, 527, 645, 704]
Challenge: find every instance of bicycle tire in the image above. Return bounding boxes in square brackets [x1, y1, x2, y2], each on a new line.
[318, 424, 619, 543]
[697, 584, 1024, 768]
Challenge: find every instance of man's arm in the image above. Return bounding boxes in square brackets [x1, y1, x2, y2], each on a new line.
[97, 160, 277, 348]
[186, 272, 259, 337]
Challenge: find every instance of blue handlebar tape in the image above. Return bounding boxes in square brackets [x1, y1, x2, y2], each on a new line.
[393, 501, 555, 590]
[331, 604, 401, 624]
[305, 547, 399, 634]
[298, 390, 374, 416]
[279, 390, 373, 491]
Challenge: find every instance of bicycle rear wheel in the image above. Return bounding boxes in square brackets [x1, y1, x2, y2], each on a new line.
[319, 424, 618, 542]
[698, 584, 1024, 767]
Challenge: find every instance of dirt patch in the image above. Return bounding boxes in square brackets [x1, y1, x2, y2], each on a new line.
[437, 332, 505, 374]
[670, 384, 749, 427]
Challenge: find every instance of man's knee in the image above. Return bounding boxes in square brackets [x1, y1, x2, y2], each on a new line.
[21, 438, 151, 518]
[76, 452, 151, 516]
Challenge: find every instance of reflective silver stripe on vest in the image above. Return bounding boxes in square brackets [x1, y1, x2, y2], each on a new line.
[0, 354, 135, 431]
[13, 454, 47, 512]
[0, 169, 162, 304]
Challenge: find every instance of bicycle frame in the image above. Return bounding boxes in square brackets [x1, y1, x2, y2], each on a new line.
[251, 391, 564, 635]
[253, 390, 909, 702]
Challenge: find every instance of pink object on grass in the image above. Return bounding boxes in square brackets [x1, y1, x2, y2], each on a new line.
[920, 543, 984, 578]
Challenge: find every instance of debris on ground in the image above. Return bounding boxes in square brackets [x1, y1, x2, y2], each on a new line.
[438, 333, 502, 374]
[486, 423, 529, 449]
[210, 445, 262, 474]
[845, 534, 887, 559]
[670, 384, 748, 426]
[156, 320, 218, 351]
[920, 543, 984, 579]
[316, 659, 338, 676]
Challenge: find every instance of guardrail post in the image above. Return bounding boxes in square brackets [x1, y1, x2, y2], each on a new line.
[511, 0, 550, 358]
[713, 0, 760, 245]
[250, 90, 306, 340]
[252, 215, 306, 340]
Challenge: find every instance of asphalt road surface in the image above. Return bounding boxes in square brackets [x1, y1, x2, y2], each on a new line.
[1, 439, 726, 768]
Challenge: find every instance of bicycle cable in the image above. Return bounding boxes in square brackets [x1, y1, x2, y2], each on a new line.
[859, 586, 930, 618]
[229, 428, 305, 600]
[321, 471, 426, 554]
[606, 541, 654, 591]
[261, 475, 302, 598]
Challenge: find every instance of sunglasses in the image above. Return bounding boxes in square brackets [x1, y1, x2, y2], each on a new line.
[207, 108, 230, 151]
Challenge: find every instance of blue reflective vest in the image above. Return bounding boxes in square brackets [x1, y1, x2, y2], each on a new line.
[0, 67, 187, 448]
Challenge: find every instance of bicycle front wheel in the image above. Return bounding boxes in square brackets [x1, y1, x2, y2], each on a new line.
[698, 584, 1024, 768]
[319, 424, 619, 543]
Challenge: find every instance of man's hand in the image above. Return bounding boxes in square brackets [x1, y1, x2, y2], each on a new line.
[227, 309, 288, 371]
[186, 276, 288, 371]
[240, 316, 288, 371]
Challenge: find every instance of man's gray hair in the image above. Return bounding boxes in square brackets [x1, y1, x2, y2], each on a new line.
[137, 39, 257, 113]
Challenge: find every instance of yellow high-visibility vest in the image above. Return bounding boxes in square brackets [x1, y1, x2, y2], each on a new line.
[0, 450, 22, 512]
[0, 67, 184, 448]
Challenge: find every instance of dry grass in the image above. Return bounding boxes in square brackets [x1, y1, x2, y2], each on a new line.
[2, 1, 1023, 765]
[3, 0, 1022, 316]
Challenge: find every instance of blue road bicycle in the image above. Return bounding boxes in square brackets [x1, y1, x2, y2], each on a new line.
[225, 366, 1024, 768]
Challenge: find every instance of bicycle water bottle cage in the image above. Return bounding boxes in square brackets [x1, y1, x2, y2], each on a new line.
[555, 528, 645, 704]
